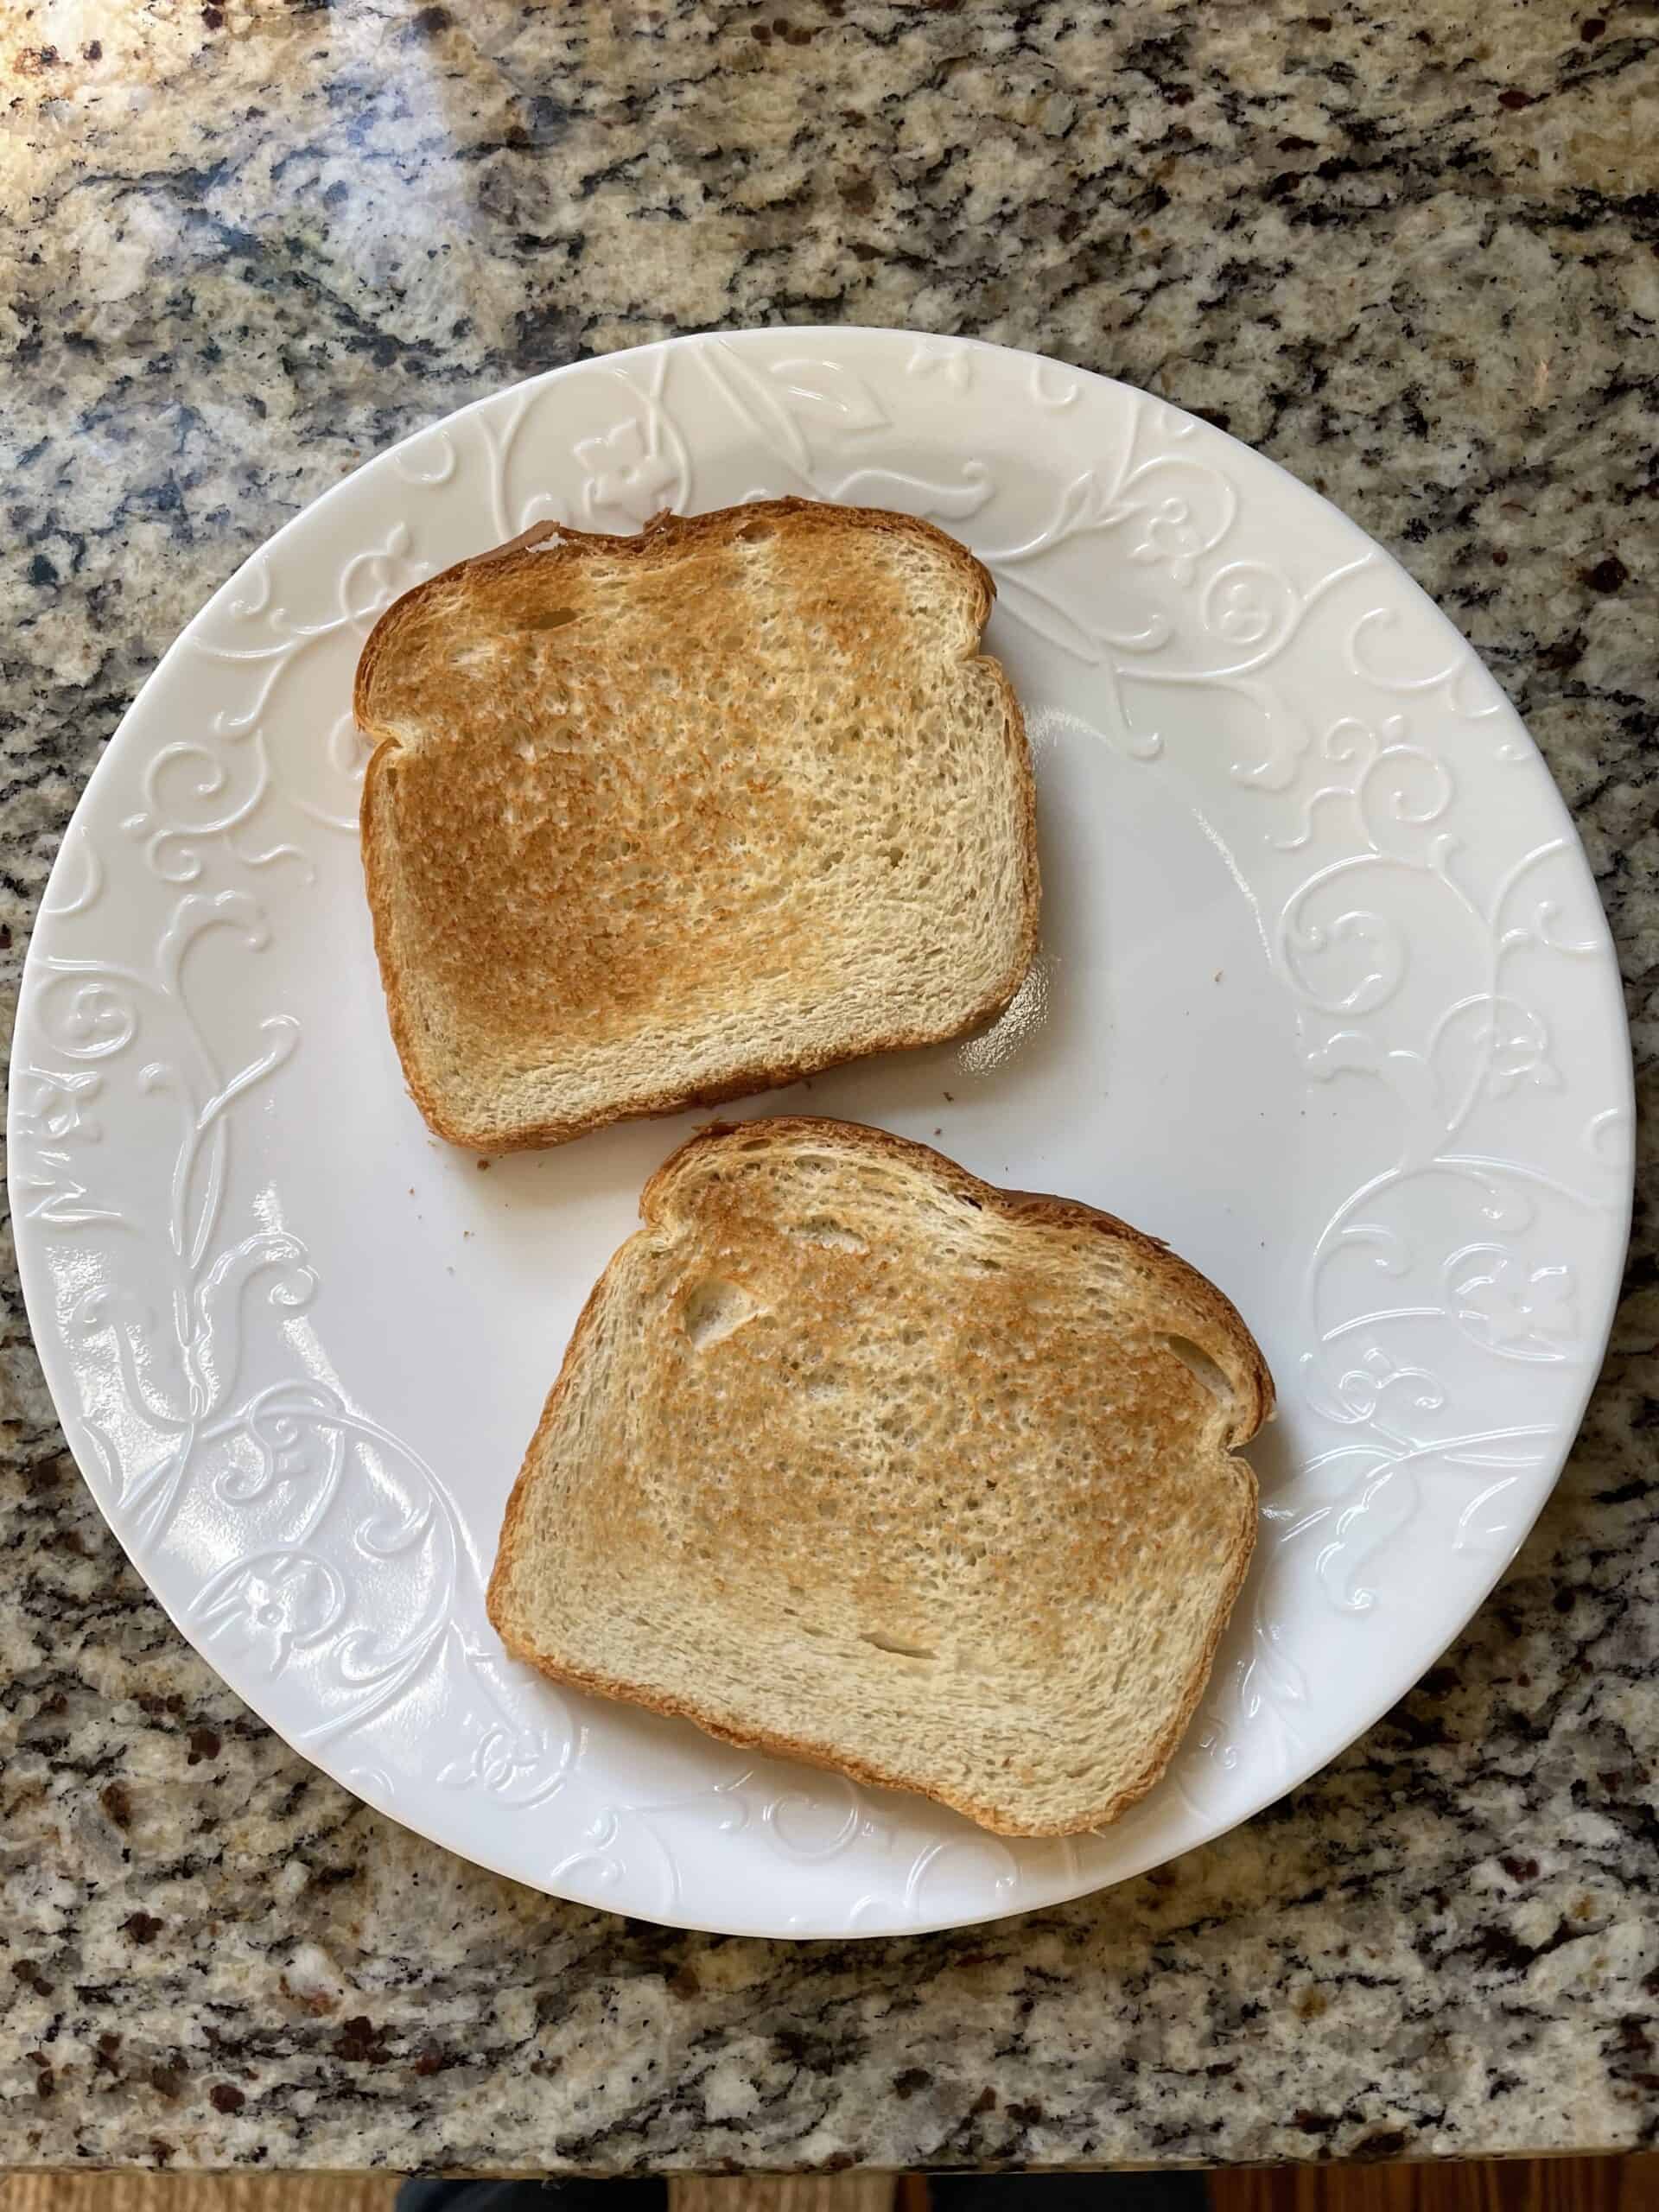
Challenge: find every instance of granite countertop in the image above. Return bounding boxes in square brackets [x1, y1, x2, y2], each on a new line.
[2, 0, 1656, 2176]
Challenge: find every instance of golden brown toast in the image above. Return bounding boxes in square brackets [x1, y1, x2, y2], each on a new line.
[356, 501, 1037, 1150]
[487, 1117, 1274, 1837]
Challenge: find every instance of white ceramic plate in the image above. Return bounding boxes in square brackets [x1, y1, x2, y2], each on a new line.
[10, 331, 1632, 1937]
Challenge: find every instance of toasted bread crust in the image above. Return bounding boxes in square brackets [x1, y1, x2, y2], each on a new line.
[358, 501, 1039, 1152]
[487, 1116, 1273, 1836]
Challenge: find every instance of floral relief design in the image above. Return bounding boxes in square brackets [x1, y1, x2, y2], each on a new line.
[13, 335, 1628, 1929]
[1449, 1250, 1578, 1356]
[575, 416, 683, 527]
[179, 521, 431, 842]
[20, 874, 575, 1804]
[905, 334, 976, 391]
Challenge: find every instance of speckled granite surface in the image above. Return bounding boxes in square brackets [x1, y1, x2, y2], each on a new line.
[2, 0, 1656, 2176]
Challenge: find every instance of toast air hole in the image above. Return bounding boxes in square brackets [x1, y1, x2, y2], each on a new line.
[1160, 1332, 1230, 1404]
[785, 1215, 869, 1255]
[681, 1278, 762, 1351]
[861, 1632, 938, 1662]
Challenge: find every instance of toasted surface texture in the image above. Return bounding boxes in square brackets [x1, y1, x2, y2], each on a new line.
[487, 1117, 1274, 1837]
[357, 500, 1036, 1150]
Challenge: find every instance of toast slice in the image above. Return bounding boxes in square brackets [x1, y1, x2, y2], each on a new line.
[487, 1117, 1273, 1837]
[357, 501, 1037, 1151]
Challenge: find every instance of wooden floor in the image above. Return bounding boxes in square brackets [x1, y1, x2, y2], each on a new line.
[0, 2188, 399, 2212]
[1209, 2158, 1656, 2209]
[1, 2159, 1656, 2211]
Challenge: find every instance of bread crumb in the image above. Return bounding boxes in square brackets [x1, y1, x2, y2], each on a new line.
[477, 1159, 491, 1171]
